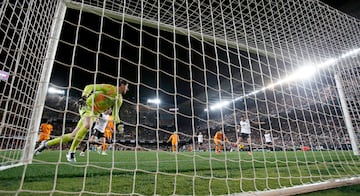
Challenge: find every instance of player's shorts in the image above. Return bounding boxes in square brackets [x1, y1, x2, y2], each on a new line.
[266, 142, 272, 145]
[79, 105, 96, 117]
[92, 128, 104, 138]
[240, 133, 250, 140]
[213, 139, 223, 145]
[104, 131, 112, 139]
[79, 106, 101, 128]
[37, 133, 50, 142]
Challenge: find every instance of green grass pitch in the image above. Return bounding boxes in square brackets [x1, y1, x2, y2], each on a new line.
[1, 150, 360, 195]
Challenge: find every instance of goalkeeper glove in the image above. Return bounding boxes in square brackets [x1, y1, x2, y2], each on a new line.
[78, 96, 87, 108]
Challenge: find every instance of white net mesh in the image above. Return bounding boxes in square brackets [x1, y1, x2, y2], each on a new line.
[0, 0, 58, 169]
[1, 0, 360, 195]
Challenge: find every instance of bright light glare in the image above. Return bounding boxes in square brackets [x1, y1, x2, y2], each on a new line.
[247, 90, 258, 96]
[48, 87, 65, 95]
[234, 96, 243, 101]
[210, 101, 230, 110]
[340, 48, 360, 59]
[205, 48, 360, 112]
[169, 108, 179, 111]
[147, 98, 161, 104]
[0, 70, 9, 81]
[268, 65, 317, 88]
[288, 65, 317, 81]
[317, 58, 337, 68]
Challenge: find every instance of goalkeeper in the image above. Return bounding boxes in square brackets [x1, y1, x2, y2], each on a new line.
[34, 81, 129, 163]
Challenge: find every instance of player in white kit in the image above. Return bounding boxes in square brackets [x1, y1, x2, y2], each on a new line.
[197, 132, 203, 151]
[236, 115, 264, 155]
[80, 108, 112, 156]
[264, 130, 273, 151]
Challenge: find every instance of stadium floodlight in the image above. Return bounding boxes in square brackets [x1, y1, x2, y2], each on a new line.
[0, 70, 9, 81]
[317, 58, 337, 68]
[47, 87, 65, 95]
[266, 80, 285, 89]
[340, 48, 360, 59]
[209, 100, 230, 111]
[288, 65, 317, 81]
[205, 100, 231, 111]
[147, 98, 161, 105]
[234, 96, 244, 101]
[169, 108, 179, 112]
[246, 89, 262, 96]
[207, 65, 317, 111]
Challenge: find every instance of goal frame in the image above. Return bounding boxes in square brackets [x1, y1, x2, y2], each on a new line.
[0, 0, 67, 170]
[334, 74, 359, 156]
[21, 0, 67, 165]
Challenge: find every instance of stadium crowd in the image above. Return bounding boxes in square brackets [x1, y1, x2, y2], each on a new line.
[38, 84, 355, 153]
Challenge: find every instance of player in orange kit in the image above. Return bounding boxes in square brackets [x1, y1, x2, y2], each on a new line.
[102, 116, 115, 155]
[167, 132, 180, 152]
[213, 129, 230, 154]
[37, 120, 53, 146]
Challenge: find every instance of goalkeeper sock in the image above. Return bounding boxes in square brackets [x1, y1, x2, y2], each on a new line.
[69, 126, 88, 152]
[47, 133, 74, 147]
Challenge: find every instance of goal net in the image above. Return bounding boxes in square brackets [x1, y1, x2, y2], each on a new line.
[1, 0, 360, 195]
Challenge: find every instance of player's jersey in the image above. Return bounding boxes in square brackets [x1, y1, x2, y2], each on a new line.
[264, 133, 271, 143]
[94, 113, 110, 133]
[198, 133, 203, 143]
[168, 134, 179, 145]
[104, 117, 114, 139]
[38, 123, 53, 142]
[82, 84, 123, 123]
[40, 123, 53, 135]
[240, 120, 251, 134]
[214, 131, 226, 140]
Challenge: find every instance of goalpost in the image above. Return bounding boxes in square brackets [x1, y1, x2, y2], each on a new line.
[0, 0, 63, 169]
[1, 0, 360, 195]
